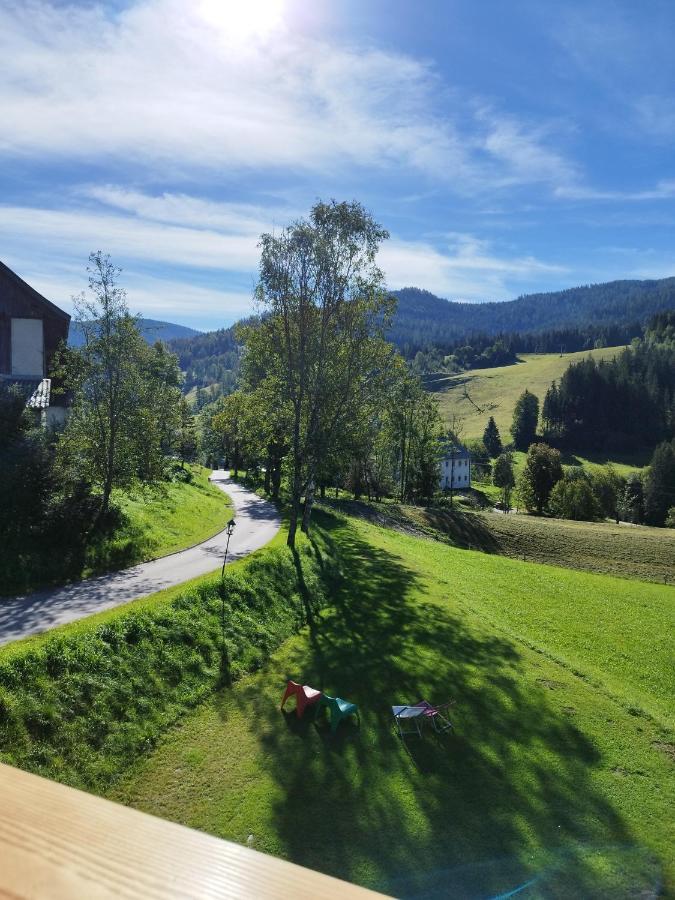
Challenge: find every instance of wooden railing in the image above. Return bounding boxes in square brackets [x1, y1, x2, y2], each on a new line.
[0, 763, 384, 898]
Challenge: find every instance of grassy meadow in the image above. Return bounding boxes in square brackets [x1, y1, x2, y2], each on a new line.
[109, 510, 674, 897]
[429, 346, 628, 441]
[342, 499, 675, 584]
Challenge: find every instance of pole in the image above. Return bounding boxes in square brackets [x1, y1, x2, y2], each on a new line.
[219, 520, 236, 672]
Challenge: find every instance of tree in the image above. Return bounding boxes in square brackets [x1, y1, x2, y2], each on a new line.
[518, 442, 563, 514]
[511, 389, 539, 451]
[619, 473, 645, 524]
[493, 452, 515, 509]
[483, 416, 503, 458]
[176, 397, 199, 468]
[57, 252, 181, 522]
[643, 439, 675, 526]
[549, 472, 601, 521]
[588, 465, 624, 519]
[242, 200, 394, 547]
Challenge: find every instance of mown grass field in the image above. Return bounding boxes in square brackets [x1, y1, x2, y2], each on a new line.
[429, 346, 629, 443]
[110, 510, 674, 897]
[345, 499, 675, 584]
[0, 465, 233, 596]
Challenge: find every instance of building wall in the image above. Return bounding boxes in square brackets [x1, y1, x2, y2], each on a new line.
[439, 455, 471, 490]
[0, 263, 70, 392]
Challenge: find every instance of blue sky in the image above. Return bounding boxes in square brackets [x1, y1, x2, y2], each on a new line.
[1, 0, 674, 331]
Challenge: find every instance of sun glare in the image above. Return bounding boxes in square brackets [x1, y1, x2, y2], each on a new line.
[198, 0, 285, 43]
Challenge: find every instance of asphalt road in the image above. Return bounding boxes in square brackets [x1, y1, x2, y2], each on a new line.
[0, 471, 281, 647]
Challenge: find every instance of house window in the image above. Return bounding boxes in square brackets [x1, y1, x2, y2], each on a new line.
[11, 318, 44, 377]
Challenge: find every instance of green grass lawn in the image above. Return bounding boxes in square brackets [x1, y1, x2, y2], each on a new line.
[350, 498, 675, 584]
[110, 511, 674, 897]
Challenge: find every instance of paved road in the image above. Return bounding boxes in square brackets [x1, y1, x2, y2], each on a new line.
[0, 471, 280, 646]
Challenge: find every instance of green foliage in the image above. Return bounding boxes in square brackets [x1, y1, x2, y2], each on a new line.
[510, 389, 539, 450]
[518, 442, 563, 514]
[0, 466, 232, 596]
[482, 416, 503, 458]
[493, 452, 515, 508]
[619, 473, 645, 524]
[169, 324, 240, 395]
[550, 471, 602, 521]
[56, 253, 183, 517]
[0, 536, 331, 790]
[542, 337, 675, 452]
[242, 199, 396, 545]
[389, 278, 675, 354]
[643, 439, 675, 526]
[665, 507, 675, 528]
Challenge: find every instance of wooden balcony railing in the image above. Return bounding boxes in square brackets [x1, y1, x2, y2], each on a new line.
[0, 763, 384, 899]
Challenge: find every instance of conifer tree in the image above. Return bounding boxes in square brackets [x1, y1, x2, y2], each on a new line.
[483, 416, 503, 458]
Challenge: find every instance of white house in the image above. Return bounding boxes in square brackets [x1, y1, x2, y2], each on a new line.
[439, 445, 471, 491]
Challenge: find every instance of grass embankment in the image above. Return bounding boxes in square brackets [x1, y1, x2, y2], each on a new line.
[0, 465, 232, 596]
[110, 511, 674, 897]
[0, 523, 334, 789]
[336, 499, 675, 584]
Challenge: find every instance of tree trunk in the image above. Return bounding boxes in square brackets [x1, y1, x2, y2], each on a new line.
[264, 454, 271, 494]
[301, 479, 315, 533]
[287, 461, 303, 548]
[320, 482, 326, 499]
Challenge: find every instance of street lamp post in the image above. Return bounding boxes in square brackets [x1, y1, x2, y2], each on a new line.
[220, 518, 236, 581]
[220, 518, 236, 677]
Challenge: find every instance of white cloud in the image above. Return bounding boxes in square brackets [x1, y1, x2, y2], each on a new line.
[554, 180, 675, 201]
[0, 0, 576, 192]
[379, 233, 566, 300]
[1, 189, 567, 316]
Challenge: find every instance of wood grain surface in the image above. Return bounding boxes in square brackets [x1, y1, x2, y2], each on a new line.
[0, 763, 384, 899]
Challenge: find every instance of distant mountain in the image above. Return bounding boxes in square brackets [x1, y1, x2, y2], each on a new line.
[143, 276, 675, 401]
[390, 278, 675, 352]
[68, 318, 201, 348]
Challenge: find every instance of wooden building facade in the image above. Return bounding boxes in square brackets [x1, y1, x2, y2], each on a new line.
[0, 260, 71, 424]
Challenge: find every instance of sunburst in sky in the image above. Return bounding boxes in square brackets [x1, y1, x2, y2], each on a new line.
[1, 0, 674, 329]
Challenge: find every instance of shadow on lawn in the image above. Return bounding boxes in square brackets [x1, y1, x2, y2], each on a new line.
[232, 511, 658, 898]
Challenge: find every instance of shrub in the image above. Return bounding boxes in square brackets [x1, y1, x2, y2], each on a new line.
[550, 473, 602, 521]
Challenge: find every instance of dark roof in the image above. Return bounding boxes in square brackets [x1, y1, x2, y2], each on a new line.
[441, 445, 471, 459]
[0, 260, 70, 321]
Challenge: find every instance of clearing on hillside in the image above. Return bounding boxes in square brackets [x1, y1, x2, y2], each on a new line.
[429, 346, 626, 440]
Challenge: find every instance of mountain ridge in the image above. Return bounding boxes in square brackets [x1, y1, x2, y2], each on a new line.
[68, 318, 201, 347]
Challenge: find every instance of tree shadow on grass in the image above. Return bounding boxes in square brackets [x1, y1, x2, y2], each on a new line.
[230, 511, 659, 898]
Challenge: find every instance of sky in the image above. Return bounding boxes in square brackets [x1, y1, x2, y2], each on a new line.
[2, 0, 675, 331]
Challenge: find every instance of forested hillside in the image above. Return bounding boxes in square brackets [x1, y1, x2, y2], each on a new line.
[69, 318, 200, 347]
[391, 278, 675, 353]
[169, 324, 241, 403]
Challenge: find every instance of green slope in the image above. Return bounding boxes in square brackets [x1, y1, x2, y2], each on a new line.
[431, 346, 626, 441]
[110, 511, 674, 897]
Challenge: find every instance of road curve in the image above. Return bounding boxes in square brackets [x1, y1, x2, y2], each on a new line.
[0, 472, 281, 647]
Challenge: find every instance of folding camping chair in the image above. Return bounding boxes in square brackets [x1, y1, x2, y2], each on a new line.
[280, 680, 322, 718]
[413, 698, 455, 733]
